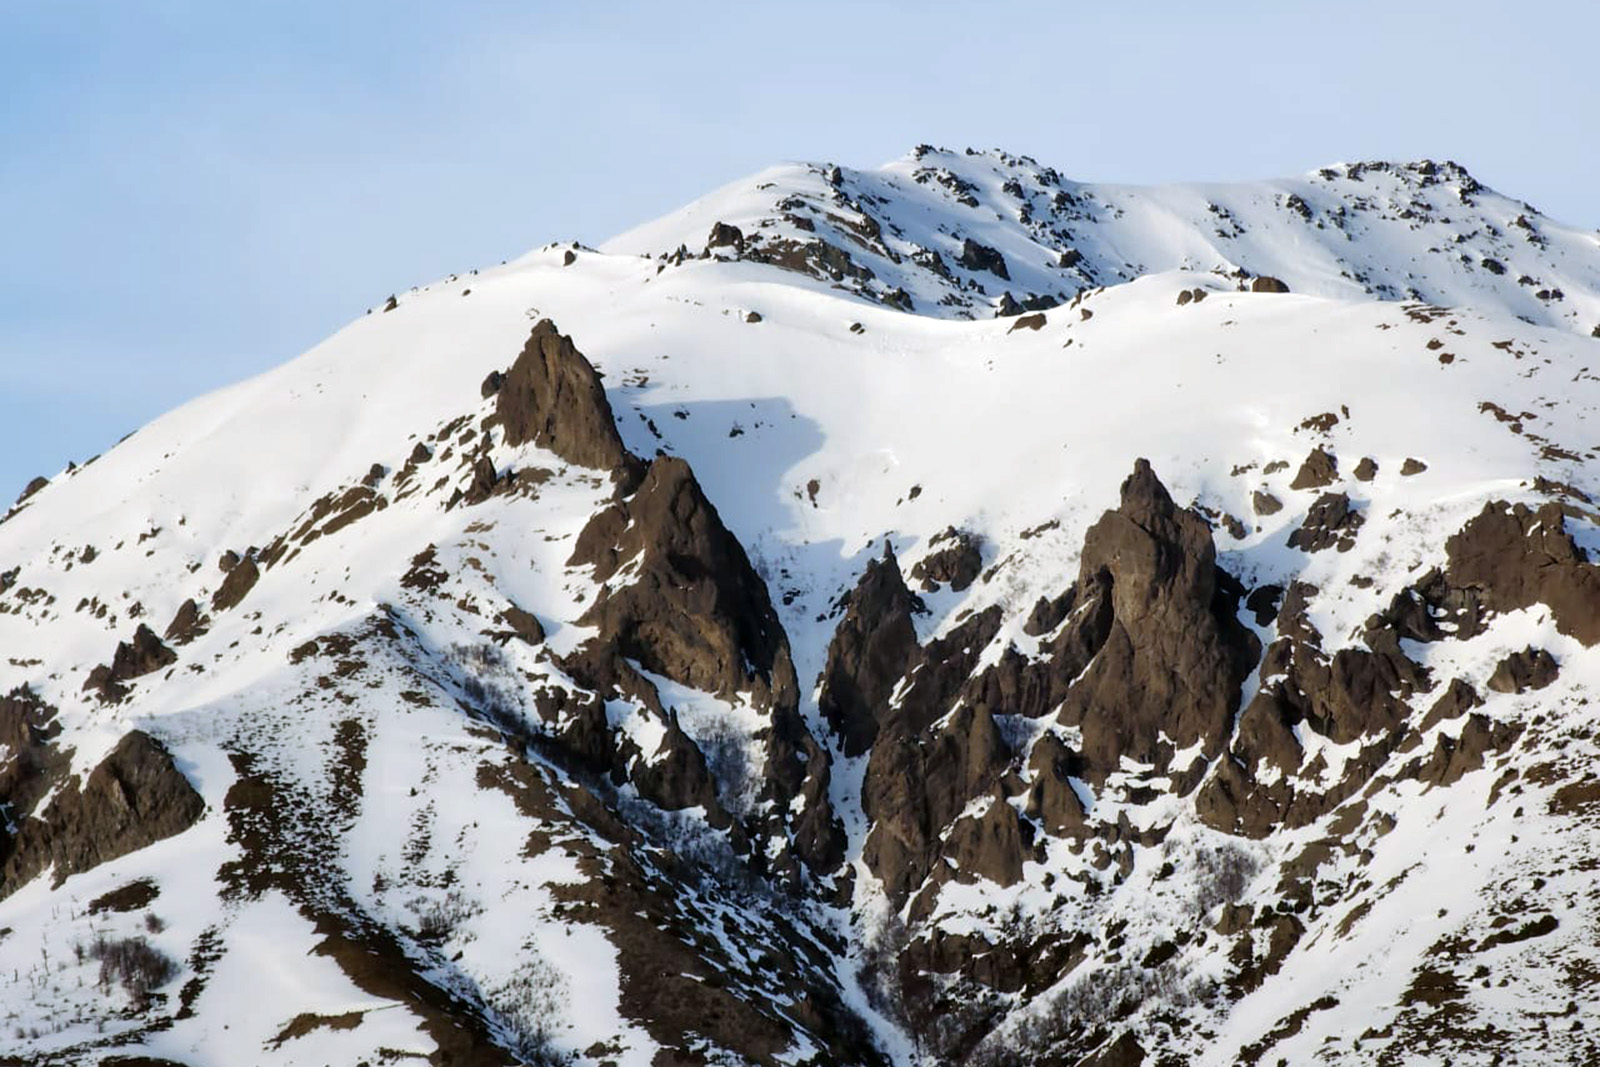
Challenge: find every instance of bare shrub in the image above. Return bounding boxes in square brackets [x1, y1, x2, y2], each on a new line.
[1191, 839, 1261, 917]
[86, 934, 177, 1009]
[970, 962, 1214, 1065]
[613, 791, 759, 899]
[444, 642, 524, 733]
[691, 713, 754, 815]
[412, 888, 482, 943]
[490, 952, 571, 1064]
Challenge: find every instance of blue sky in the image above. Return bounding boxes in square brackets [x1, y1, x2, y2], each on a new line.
[3, 0, 1596, 501]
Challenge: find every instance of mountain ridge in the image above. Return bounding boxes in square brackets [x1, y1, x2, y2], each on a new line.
[3, 147, 1600, 1066]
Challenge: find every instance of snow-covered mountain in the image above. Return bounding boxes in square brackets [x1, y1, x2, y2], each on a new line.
[4, 147, 1600, 1067]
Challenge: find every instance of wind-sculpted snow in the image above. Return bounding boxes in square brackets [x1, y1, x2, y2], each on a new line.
[4, 147, 1600, 1065]
[608, 146, 1600, 337]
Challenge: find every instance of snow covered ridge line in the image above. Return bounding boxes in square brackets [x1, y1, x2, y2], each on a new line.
[5, 150, 1600, 1065]
[605, 145, 1600, 336]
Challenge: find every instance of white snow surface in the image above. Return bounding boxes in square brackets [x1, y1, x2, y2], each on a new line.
[4, 147, 1600, 1065]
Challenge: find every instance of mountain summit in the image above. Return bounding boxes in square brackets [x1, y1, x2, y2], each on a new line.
[4, 147, 1600, 1066]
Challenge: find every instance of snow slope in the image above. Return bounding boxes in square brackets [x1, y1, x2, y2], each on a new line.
[4, 148, 1600, 1066]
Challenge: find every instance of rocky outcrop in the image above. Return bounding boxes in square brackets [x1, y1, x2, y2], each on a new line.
[817, 545, 923, 757]
[1442, 501, 1600, 645]
[0, 687, 67, 819]
[1288, 492, 1364, 552]
[1289, 447, 1339, 490]
[163, 597, 206, 645]
[570, 456, 794, 708]
[1487, 646, 1559, 693]
[706, 221, 746, 254]
[958, 238, 1010, 280]
[1057, 460, 1259, 777]
[84, 623, 179, 703]
[862, 704, 1015, 905]
[910, 528, 984, 592]
[212, 553, 260, 611]
[493, 319, 642, 478]
[567, 454, 843, 880]
[1, 731, 204, 898]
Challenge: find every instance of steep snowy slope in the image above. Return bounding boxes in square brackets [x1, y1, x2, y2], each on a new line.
[607, 146, 1600, 336]
[4, 150, 1600, 1067]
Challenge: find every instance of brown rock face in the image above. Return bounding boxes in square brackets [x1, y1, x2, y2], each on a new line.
[1289, 447, 1339, 490]
[1, 731, 205, 898]
[86, 623, 180, 702]
[494, 319, 641, 476]
[1487, 646, 1559, 693]
[1251, 276, 1290, 294]
[944, 787, 1030, 888]
[164, 598, 206, 645]
[1443, 501, 1600, 646]
[0, 687, 67, 819]
[570, 456, 793, 708]
[1288, 492, 1364, 553]
[631, 717, 726, 826]
[706, 221, 746, 253]
[212, 554, 260, 611]
[1057, 460, 1260, 778]
[909, 528, 984, 592]
[862, 705, 1014, 904]
[817, 546, 923, 757]
[1024, 733, 1087, 834]
[567, 454, 843, 879]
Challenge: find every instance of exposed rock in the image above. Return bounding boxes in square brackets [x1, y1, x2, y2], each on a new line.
[1419, 677, 1483, 731]
[1023, 733, 1086, 834]
[13, 475, 48, 508]
[958, 238, 1010, 280]
[1, 731, 205, 898]
[1412, 713, 1522, 787]
[1288, 492, 1364, 553]
[86, 623, 179, 702]
[1400, 457, 1428, 476]
[1289, 447, 1339, 490]
[909, 528, 984, 592]
[862, 704, 1013, 904]
[493, 319, 642, 478]
[631, 717, 727, 827]
[1251, 276, 1291, 294]
[1353, 457, 1379, 482]
[944, 787, 1029, 888]
[479, 370, 505, 398]
[501, 605, 546, 645]
[1007, 312, 1047, 332]
[1443, 500, 1600, 645]
[1253, 490, 1283, 516]
[1056, 460, 1260, 778]
[570, 456, 793, 707]
[0, 687, 67, 820]
[817, 546, 922, 757]
[212, 554, 260, 611]
[1245, 584, 1284, 626]
[1487, 646, 1559, 693]
[163, 598, 206, 645]
[706, 221, 746, 254]
[568, 455, 843, 879]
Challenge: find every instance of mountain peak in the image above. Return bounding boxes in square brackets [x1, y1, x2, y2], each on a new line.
[605, 146, 1598, 336]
